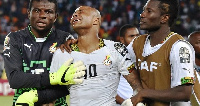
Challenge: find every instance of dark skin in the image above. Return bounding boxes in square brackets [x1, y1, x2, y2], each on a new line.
[130, 0, 192, 105]
[27, 1, 57, 106]
[28, 0, 58, 38]
[188, 32, 200, 105]
[60, 39, 77, 53]
[139, 0, 171, 47]
[188, 32, 200, 69]
[120, 27, 140, 46]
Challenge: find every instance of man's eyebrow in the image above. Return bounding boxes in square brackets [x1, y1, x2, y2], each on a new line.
[130, 34, 139, 36]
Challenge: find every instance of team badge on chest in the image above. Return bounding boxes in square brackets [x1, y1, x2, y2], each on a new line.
[103, 55, 112, 66]
[3, 35, 10, 51]
[49, 42, 57, 53]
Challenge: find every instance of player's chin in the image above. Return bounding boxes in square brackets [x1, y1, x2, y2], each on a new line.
[139, 26, 147, 30]
[35, 26, 47, 31]
[139, 25, 151, 31]
[72, 25, 83, 32]
[139, 24, 146, 30]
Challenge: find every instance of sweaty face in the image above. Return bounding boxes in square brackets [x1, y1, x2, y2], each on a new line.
[139, 0, 162, 31]
[70, 6, 95, 30]
[28, 1, 57, 32]
[190, 34, 200, 59]
[123, 28, 139, 46]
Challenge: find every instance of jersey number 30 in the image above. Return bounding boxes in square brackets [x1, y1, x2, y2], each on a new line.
[84, 64, 97, 79]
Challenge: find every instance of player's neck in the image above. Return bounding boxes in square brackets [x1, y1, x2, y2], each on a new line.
[148, 27, 171, 47]
[30, 26, 51, 38]
[77, 35, 100, 54]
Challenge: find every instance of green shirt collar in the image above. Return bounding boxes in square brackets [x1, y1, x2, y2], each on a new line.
[28, 25, 52, 41]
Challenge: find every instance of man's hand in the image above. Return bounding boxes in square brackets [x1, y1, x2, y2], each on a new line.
[15, 90, 38, 106]
[116, 94, 125, 104]
[130, 91, 144, 106]
[121, 89, 147, 106]
[128, 89, 148, 106]
[60, 39, 78, 53]
[49, 58, 86, 85]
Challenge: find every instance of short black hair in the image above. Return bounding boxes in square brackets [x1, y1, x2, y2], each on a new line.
[156, 0, 179, 27]
[119, 24, 137, 37]
[188, 31, 200, 40]
[28, 0, 58, 13]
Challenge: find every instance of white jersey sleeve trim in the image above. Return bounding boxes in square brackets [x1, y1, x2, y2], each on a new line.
[127, 39, 136, 63]
[170, 40, 195, 88]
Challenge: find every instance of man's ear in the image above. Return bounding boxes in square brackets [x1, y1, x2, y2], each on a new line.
[93, 17, 100, 25]
[27, 10, 30, 19]
[161, 14, 169, 24]
[54, 13, 58, 23]
[120, 37, 125, 44]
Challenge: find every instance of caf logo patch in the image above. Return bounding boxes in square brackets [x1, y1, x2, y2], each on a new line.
[114, 42, 128, 57]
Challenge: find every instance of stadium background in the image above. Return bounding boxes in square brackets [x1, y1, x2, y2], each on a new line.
[0, 0, 200, 105]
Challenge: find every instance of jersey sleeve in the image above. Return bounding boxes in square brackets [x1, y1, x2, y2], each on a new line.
[113, 42, 134, 75]
[3, 33, 50, 88]
[127, 39, 136, 63]
[170, 41, 195, 88]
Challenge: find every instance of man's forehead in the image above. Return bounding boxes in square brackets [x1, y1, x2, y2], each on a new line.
[75, 6, 84, 11]
[144, 0, 160, 8]
[75, 6, 92, 12]
[75, 6, 81, 12]
[32, 1, 55, 9]
[192, 34, 200, 38]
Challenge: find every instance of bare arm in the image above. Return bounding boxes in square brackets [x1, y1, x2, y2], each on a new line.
[122, 69, 144, 105]
[115, 94, 125, 104]
[142, 85, 192, 102]
[123, 69, 143, 93]
[130, 85, 192, 106]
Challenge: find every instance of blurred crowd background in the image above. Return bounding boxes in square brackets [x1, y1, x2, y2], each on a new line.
[0, 0, 200, 72]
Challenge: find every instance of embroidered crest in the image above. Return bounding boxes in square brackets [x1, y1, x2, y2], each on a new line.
[103, 55, 112, 66]
[3, 35, 10, 51]
[49, 42, 57, 53]
[114, 43, 128, 57]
